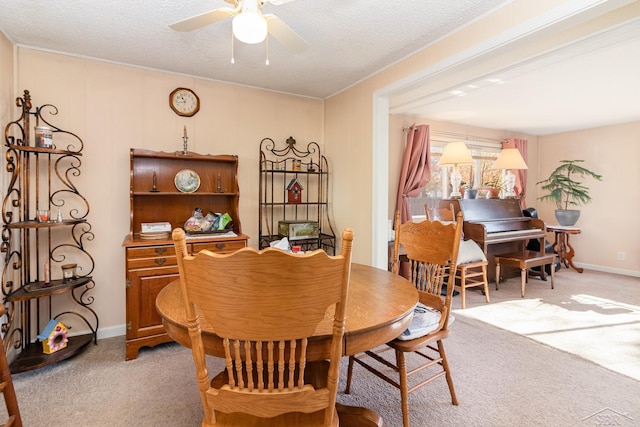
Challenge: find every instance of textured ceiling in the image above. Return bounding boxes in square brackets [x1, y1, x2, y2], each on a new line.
[0, 0, 508, 99]
[2, 0, 639, 135]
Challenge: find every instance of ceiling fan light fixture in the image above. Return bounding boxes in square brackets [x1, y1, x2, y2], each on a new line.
[232, 0, 268, 44]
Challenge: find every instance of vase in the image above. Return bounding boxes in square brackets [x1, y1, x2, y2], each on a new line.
[555, 209, 580, 226]
[463, 189, 477, 199]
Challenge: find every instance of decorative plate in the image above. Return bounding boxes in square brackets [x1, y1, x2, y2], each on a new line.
[174, 169, 201, 193]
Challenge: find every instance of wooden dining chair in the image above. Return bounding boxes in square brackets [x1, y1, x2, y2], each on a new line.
[344, 211, 462, 427]
[0, 306, 22, 427]
[425, 203, 490, 309]
[173, 227, 359, 427]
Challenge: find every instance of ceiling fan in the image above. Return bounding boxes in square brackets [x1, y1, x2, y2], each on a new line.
[169, 0, 308, 54]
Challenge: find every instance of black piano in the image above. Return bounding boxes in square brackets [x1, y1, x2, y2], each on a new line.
[447, 198, 546, 281]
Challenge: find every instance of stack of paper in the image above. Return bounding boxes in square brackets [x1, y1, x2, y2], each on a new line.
[140, 222, 171, 240]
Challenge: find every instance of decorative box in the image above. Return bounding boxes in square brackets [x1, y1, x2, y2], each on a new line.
[278, 221, 319, 241]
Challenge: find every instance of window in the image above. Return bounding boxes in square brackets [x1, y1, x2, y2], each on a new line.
[409, 140, 502, 220]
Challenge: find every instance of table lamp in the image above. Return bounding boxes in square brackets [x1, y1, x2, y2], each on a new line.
[492, 148, 528, 198]
[438, 141, 474, 199]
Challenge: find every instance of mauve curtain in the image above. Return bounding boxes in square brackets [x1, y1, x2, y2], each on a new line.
[503, 138, 528, 208]
[395, 124, 431, 224]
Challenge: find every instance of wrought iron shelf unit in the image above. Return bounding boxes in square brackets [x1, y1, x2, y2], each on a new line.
[259, 137, 336, 254]
[2, 89, 98, 374]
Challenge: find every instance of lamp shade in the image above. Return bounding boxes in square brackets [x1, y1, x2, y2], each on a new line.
[438, 142, 474, 166]
[232, 0, 268, 44]
[492, 148, 528, 170]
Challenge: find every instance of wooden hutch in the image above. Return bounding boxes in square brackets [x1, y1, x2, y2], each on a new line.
[122, 149, 248, 360]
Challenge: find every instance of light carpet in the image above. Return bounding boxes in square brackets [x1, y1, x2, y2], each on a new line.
[1, 268, 638, 426]
[457, 268, 640, 381]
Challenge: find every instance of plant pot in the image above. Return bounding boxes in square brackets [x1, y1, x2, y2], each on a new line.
[463, 189, 477, 199]
[487, 188, 500, 199]
[555, 209, 580, 226]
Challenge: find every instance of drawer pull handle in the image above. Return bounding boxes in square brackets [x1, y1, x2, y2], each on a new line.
[155, 247, 167, 255]
[216, 243, 226, 249]
[155, 258, 166, 265]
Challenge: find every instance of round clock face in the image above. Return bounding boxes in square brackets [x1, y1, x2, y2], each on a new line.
[169, 88, 200, 117]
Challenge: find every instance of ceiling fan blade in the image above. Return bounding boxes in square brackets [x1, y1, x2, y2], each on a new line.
[169, 8, 236, 32]
[265, 14, 308, 54]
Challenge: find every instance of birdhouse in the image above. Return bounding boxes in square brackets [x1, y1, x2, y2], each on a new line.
[37, 319, 70, 354]
[287, 178, 304, 204]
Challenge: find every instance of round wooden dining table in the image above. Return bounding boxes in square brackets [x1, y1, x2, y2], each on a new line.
[156, 263, 418, 360]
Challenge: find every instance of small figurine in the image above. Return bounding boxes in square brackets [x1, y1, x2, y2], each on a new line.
[182, 126, 189, 156]
[44, 260, 50, 284]
[151, 171, 159, 192]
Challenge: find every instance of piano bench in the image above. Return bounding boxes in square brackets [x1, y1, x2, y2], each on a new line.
[455, 261, 490, 309]
[494, 251, 556, 297]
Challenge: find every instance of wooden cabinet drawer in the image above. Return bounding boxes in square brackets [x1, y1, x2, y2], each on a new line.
[127, 245, 176, 259]
[126, 240, 246, 270]
[192, 240, 246, 254]
[127, 255, 177, 269]
[127, 246, 176, 269]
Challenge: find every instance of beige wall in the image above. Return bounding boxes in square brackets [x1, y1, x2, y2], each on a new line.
[537, 122, 640, 273]
[10, 47, 324, 337]
[324, 79, 377, 264]
[1, 32, 13, 147]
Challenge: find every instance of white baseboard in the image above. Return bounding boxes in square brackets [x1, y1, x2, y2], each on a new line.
[96, 324, 126, 339]
[575, 263, 640, 278]
[68, 324, 125, 340]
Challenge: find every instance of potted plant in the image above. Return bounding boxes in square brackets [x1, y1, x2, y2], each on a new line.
[477, 161, 504, 198]
[536, 160, 602, 226]
[485, 179, 504, 199]
[481, 172, 504, 199]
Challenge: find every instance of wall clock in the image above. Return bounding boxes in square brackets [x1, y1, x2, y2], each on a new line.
[169, 87, 200, 117]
